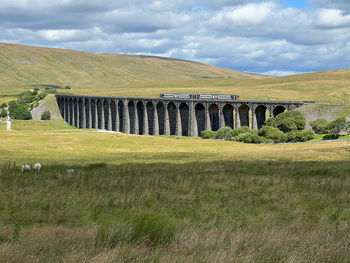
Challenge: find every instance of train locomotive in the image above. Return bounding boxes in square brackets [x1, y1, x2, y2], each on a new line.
[159, 93, 239, 100]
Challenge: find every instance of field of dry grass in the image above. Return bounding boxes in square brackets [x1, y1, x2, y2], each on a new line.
[0, 121, 350, 262]
[0, 42, 263, 95]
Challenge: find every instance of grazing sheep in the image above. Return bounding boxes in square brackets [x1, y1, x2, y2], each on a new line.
[67, 169, 75, 174]
[33, 163, 42, 172]
[21, 164, 30, 172]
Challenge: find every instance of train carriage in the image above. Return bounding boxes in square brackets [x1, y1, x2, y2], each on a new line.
[160, 93, 239, 100]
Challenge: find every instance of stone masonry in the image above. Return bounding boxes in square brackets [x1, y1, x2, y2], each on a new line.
[55, 95, 306, 137]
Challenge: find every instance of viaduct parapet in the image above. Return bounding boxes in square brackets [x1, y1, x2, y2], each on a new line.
[55, 95, 307, 137]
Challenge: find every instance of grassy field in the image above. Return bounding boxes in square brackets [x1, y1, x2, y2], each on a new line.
[0, 120, 350, 262]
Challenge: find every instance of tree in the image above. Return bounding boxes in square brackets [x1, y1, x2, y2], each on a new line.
[11, 105, 32, 120]
[8, 100, 19, 113]
[201, 130, 217, 139]
[0, 103, 7, 109]
[265, 110, 306, 133]
[325, 118, 350, 138]
[309, 118, 329, 134]
[41, 110, 51, 120]
[231, 126, 252, 137]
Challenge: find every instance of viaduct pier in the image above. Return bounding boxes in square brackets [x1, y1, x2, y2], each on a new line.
[55, 95, 306, 137]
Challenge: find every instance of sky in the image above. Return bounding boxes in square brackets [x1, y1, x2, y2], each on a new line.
[1, 0, 350, 76]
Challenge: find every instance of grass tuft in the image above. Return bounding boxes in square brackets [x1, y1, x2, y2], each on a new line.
[132, 212, 177, 246]
[96, 213, 177, 248]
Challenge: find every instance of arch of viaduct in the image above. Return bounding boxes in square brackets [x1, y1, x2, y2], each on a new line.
[55, 95, 306, 137]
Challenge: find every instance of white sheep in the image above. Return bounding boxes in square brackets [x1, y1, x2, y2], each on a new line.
[21, 164, 31, 172]
[66, 169, 75, 174]
[33, 163, 42, 172]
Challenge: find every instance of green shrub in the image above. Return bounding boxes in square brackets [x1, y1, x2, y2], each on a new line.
[265, 110, 306, 132]
[233, 131, 265, 144]
[201, 130, 217, 139]
[216, 126, 233, 140]
[11, 105, 32, 120]
[64, 86, 71, 89]
[258, 126, 288, 143]
[18, 93, 36, 103]
[231, 126, 253, 137]
[323, 134, 340, 140]
[286, 129, 315, 142]
[41, 110, 51, 120]
[0, 103, 7, 109]
[325, 118, 350, 137]
[309, 118, 329, 134]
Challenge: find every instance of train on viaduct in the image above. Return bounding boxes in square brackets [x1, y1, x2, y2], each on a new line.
[55, 94, 307, 137]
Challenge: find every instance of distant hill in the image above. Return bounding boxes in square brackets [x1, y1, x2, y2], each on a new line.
[0, 42, 264, 92]
[0, 42, 349, 108]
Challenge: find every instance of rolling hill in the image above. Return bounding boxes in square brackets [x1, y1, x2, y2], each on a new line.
[0, 42, 350, 106]
[0, 42, 264, 93]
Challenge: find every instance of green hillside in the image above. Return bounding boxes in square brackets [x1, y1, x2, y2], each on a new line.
[0, 42, 263, 94]
[1, 42, 350, 104]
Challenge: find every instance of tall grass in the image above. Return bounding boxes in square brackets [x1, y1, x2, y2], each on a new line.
[96, 212, 177, 247]
[0, 160, 350, 261]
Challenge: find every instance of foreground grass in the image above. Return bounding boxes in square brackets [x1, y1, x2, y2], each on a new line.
[0, 121, 350, 262]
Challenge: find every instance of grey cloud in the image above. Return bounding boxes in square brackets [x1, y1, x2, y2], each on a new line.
[101, 9, 191, 33]
[205, 3, 350, 45]
[197, 0, 256, 9]
[309, 0, 350, 12]
[0, 0, 349, 75]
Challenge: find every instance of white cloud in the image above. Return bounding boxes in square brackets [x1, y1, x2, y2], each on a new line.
[224, 2, 275, 25]
[262, 70, 305, 76]
[280, 52, 301, 60]
[209, 2, 276, 29]
[38, 29, 84, 41]
[309, 0, 350, 12]
[316, 8, 350, 27]
[0, 0, 349, 74]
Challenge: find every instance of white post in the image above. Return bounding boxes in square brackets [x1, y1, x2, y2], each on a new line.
[7, 119, 11, 131]
[6, 109, 11, 131]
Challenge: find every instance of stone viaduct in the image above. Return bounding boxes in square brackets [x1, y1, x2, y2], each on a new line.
[55, 95, 306, 137]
